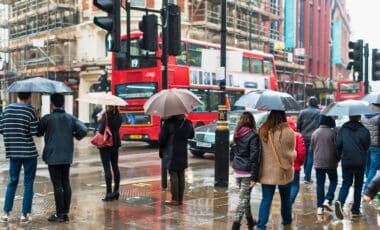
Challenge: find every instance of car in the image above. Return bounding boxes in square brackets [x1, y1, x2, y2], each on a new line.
[188, 110, 268, 157]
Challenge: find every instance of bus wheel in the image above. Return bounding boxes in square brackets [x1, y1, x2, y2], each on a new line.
[190, 150, 205, 158]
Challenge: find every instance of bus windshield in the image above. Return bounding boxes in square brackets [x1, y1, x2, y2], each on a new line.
[115, 83, 157, 99]
[115, 39, 157, 70]
[339, 82, 361, 94]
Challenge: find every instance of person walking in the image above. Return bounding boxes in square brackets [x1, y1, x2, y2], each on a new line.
[98, 105, 122, 201]
[311, 115, 339, 215]
[364, 173, 380, 202]
[257, 110, 296, 230]
[231, 112, 260, 230]
[361, 104, 380, 192]
[297, 96, 321, 184]
[0, 92, 38, 223]
[159, 114, 194, 206]
[287, 117, 306, 205]
[92, 105, 102, 134]
[36, 93, 87, 222]
[335, 115, 370, 219]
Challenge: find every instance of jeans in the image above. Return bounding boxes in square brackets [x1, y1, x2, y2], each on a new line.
[48, 164, 71, 215]
[290, 170, 300, 205]
[338, 168, 364, 214]
[363, 146, 380, 192]
[257, 183, 292, 230]
[169, 170, 185, 202]
[315, 168, 337, 207]
[303, 143, 313, 182]
[3, 158, 37, 215]
[100, 147, 120, 193]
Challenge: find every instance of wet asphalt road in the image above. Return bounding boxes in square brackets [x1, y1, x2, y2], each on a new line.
[0, 136, 379, 229]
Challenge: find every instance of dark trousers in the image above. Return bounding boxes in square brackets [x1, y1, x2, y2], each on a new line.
[48, 164, 71, 215]
[169, 170, 185, 202]
[338, 168, 364, 214]
[290, 170, 300, 205]
[100, 147, 120, 193]
[315, 168, 338, 207]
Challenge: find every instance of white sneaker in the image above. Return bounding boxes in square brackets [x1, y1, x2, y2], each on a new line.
[323, 200, 333, 212]
[20, 213, 32, 223]
[0, 213, 9, 223]
[317, 207, 324, 215]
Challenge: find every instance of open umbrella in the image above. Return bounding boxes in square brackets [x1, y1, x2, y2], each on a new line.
[77, 92, 127, 106]
[7, 77, 72, 93]
[234, 90, 299, 111]
[362, 92, 380, 104]
[144, 88, 202, 117]
[322, 99, 374, 116]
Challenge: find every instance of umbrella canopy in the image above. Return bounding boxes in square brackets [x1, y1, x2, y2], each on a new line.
[362, 92, 380, 104]
[234, 90, 299, 111]
[143, 88, 202, 117]
[322, 99, 374, 116]
[77, 92, 127, 106]
[7, 77, 72, 93]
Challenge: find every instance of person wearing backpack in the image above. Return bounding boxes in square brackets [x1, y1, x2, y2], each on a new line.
[159, 114, 194, 206]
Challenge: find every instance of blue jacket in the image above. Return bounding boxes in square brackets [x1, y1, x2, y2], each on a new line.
[336, 121, 370, 170]
[37, 109, 88, 165]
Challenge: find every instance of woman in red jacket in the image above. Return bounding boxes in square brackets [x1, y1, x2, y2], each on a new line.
[287, 117, 306, 205]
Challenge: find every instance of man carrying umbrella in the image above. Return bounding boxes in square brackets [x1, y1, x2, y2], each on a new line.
[297, 96, 321, 184]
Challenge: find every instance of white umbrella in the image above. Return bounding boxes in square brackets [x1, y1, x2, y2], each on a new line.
[143, 88, 202, 117]
[77, 92, 127, 106]
[322, 99, 374, 116]
[7, 77, 72, 93]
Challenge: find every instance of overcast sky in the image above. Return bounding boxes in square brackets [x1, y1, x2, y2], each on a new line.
[346, 0, 380, 90]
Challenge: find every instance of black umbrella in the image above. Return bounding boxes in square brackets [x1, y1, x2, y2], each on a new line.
[362, 92, 380, 104]
[235, 90, 299, 111]
[7, 77, 72, 94]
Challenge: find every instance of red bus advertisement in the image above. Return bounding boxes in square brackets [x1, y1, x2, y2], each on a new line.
[336, 80, 364, 101]
[111, 31, 279, 144]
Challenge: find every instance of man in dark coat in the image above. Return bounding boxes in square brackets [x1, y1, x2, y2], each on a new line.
[37, 93, 87, 222]
[297, 96, 321, 184]
[335, 115, 370, 219]
[158, 114, 194, 205]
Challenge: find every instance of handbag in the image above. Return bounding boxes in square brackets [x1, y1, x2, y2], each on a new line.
[91, 113, 113, 148]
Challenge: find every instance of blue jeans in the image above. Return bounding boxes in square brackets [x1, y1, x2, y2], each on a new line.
[3, 158, 37, 215]
[290, 170, 300, 205]
[363, 146, 380, 192]
[315, 168, 337, 207]
[257, 183, 292, 230]
[338, 168, 364, 214]
[303, 143, 313, 182]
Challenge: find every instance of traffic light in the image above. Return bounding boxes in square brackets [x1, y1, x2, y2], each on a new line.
[138, 15, 158, 52]
[347, 40, 363, 80]
[93, 0, 120, 52]
[99, 72, 110, 92]
[168, 4, 181, 56]
[372, 49, 380, 81]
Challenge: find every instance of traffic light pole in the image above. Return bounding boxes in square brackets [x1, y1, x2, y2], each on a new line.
[214, 0, 229, 188]
[364, 43, 369, 94]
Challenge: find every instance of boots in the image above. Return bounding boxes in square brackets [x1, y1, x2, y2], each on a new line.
[102, 192, 114, 202]
[231, 222, 240, 230]
[246, 216, 257, 230]
[112, 191, 120, 200]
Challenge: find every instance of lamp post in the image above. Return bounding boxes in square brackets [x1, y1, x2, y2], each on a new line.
[214, 0, 229, 188]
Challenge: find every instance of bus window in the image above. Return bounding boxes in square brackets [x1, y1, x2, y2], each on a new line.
[190, 89, 207, 112]
[242, 57, 250, 73]
[176, 42, 187, 65]
[228, 90, 244, 109]
[115, 39, 157, 70]
[188, 43, 205, 67]
[252, 58, 263, 74]
[209, 90, 219, 111]
[263, 58, 274, 75]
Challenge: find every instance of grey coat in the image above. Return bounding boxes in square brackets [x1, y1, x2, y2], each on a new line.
[361, 114, 380, 147]
[311, 125, 339, 169]
[297, 106, 320, 143]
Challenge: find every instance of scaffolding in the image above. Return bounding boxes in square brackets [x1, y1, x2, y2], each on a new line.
[0, 0, 78, 78]
[187, 0, 282, 51]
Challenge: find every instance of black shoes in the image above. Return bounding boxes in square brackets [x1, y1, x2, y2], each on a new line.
[246, 216, 257, 230]
[102, 191, 120, 202]
[47, 214, 68, 222]
[112, 191, 120, 200]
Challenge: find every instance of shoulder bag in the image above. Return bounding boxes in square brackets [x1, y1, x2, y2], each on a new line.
[91, 113, 113, 148]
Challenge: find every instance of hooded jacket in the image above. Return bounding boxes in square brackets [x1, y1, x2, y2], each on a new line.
[297, 98, 321, 143]
[287, 118, 306, 171]
[231, 127, 261, 181]
[336, 121, 370, 170]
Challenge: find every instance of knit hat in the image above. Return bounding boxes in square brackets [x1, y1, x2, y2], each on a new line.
[319, 115, 336, 128]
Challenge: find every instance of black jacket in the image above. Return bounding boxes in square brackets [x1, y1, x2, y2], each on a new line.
[37, 109, 88, 165]
[297, 106, 320, 143]
[99, 111, 122, 148]
[336, 121, 370, 170]
[232, 130, 261, 181]
[159, 117, 194, 171]
[365, 174, 380, 199]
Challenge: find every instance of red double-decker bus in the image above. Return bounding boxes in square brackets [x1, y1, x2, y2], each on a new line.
[335, 80, 364, 101]
[111, 31, 279, 144]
